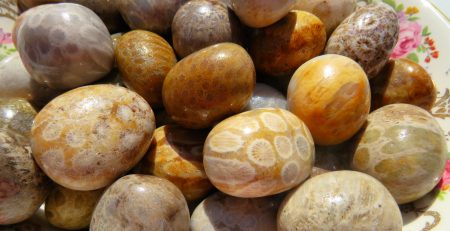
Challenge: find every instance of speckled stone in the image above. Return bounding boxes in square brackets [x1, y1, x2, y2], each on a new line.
[231, 0, 296, 28]
[172, 0, 244, 58]
[134, 125, 213, 202]
[293, 0, 356, 36]
[287, 54, 371, 145]
[31, 85, 155, 191]
[90, 174, 190, 231]
[203, 108, 314, 198]
[244, 83, 287, 111]
[191, 192, 278, 231]
[115, 30, 177, 108]
[118, 0, 187, 34]
[277, 171, 403, 231]
[325, 3, 399, 78]
[250, 10, 326, 77]
[352, 104, 447, 204]
[14, 3, 114, 90]
[162, 43, 255, 129]
[0, 98, 50, 225]
[371, 58, 437, 111]
[0, 53, 62, 109]
[45, 185, 103, 230]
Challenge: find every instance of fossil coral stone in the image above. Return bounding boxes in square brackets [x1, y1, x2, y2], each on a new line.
[203, 108, 314, 198]
[162, 43, 255, 129]
[278, 171, 403, 231]
[0, 98, 50, 225]
[134, 125, 213, 202]
[325, 3, 399, 78]
[190, 192, 278, 231]
[250, 10, 326, 77]
[14, 3, 114, 90]
[172, 0, 244, 58]
[45, 185, 104, 230]
[287, 54, 371, 145]
[115, 30, 177, 108]
[352, 104, 447, 204]
[371, 58, 437, 111]
[31, 84, 155, 191]
[90, 174, 190, 231]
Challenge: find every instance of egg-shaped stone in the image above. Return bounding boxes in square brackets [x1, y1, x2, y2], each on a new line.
[115, 30, 177, 108]
[287, 54, 371, 145]
[0, 53, 62, 109]
[118, 0, 187, 34]
[0, 98, 50, 225]
[31, 84, 155, 191]
[244, 83, 287, 111]
[172, 0, 244, 58]
[203, 108, 314, 198]
[293, 0, 356, 36]
[14, 3, 114, 90]
[134, 125, 213, 202]
[250, 10, 326, 77]
[231, 0, 296, 28]
[45, 185, 103, 230]
[352, 104, 447, 204]
[191, 192, 278, 231]
[278, 171, 402, 231]
[371, 58, 436, 111]
[325, 3, 399, 78]
[90, 174, 190, 231]
[162, 43, 255, 129]
[4, 204, 64, 230]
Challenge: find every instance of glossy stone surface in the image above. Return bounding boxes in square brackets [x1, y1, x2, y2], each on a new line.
[14, 3, 114, 90]
[352, 104, 447, 204]
[0, 53, 62, 109]
[191, 192, 278, 231]
[0, 98, 50, 225]
[3, 204, 64, 231]
[45, 185, 103, 230]
[231, 0, 296, 28]
[325, 3, 399, 78]
[250, 10, 326, 77]
[90, 174, 190, 231]
[371, 58, 437, 111]
[172, 0, 244, 58]
[134, 125, 213, 202]
[278, 171, 402, 231]
[293, 0, 356, 36]
[31, 85, 155, 191]
[244, 83, 287, 111]
[287, 54, 371, 145]
[118, 0, 187, 34]
[116, 30, 177, 108]
[162, 43, 255, 129]
[203, 108, 314, 198]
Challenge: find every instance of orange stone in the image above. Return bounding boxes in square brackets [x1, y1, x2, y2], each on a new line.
[134, 125, 213, 202]
[287, 54, 370, 145]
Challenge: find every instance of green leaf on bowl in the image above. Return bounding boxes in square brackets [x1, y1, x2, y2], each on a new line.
[406, 53, 419, 63]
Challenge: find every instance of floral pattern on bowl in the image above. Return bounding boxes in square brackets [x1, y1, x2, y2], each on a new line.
[0, 0, 17, 61]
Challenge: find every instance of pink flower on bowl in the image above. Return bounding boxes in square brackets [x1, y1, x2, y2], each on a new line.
[390, 12, 422, 59]
[437, 160, 450, 191]
[0, 28, 13, 44]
